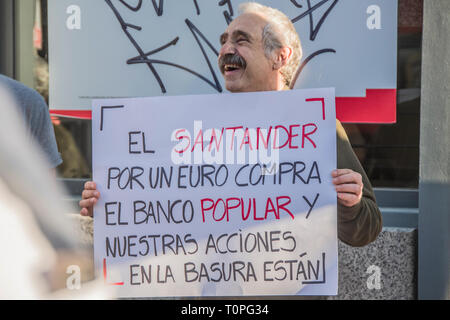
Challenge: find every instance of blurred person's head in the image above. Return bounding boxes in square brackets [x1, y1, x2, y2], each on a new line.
[0, 85, 105, 298]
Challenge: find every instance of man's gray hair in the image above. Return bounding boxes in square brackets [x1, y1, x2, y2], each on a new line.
[239, 2, 302, 87]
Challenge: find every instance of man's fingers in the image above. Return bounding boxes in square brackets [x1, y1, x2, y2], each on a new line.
[84, 181, 97, 190]
[337, 192, 359, 205]
[334, 183, 362, 194]
[82, 189, 100, 200]
[80, 207, 89, 216]
[332, 169, 354, 177]
[79, 197, 97, 208]
[80, 181, 98, 217]
[80, 207, 93, 217]
[79, 198, 96, 217]
[333, 169, 363, 207]
[332, 172, 362, 185]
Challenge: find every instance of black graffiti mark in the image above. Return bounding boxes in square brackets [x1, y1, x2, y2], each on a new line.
[290, 0, 303, 9]
[128, 19, 223, 92]
[184, 19, 222, 92]
[151, 0, 200, 17]
[152, 0, 164, 16]
[291, 0, 336, 23]
[193, 0, 200, 15]
[127, 37, 180, 63]
[291, 48, 336, 87]
[105, 0, 222, 93]
[105, 0, 167, 92]
[305, 0, 339, 41]
[119, 0, 142, 11]
[291, 0, 339, 41]
[126, 34, 222, 93]
[218, 0, 234, 25]
[298, 48, 336, 75]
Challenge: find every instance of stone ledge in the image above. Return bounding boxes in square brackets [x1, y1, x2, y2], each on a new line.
[329, 227, 417, 300]
[69, 214, 94, 245]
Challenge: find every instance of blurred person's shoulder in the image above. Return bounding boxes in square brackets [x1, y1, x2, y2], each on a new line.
[0, 74, 48, 115]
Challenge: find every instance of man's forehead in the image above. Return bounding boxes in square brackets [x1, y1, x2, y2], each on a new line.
[222, 13, 266, 38]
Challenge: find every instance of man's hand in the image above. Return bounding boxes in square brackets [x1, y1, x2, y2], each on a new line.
[79, 181, 100, 217]
[332, 169, 363, 207]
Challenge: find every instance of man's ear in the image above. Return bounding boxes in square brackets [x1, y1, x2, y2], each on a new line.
[272, 47, 293, 70]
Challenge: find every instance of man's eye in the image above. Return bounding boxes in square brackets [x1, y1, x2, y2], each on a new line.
[237, 38, 248, 44]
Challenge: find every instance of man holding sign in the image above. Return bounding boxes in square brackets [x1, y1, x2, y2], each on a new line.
[82, 2, 382, 297]
[81, 2, 381, 248]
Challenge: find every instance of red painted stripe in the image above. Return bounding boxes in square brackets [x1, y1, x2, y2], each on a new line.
[336, 89, 397, 123]
[50, 89, 397, 123]
[49, 110, 92, 119]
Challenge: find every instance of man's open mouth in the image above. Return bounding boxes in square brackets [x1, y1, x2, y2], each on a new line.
[219, 54, 246, 75]
[223, 64, 242, 72]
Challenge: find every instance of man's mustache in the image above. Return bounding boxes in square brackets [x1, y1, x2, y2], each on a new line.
[218, 54, 247, 73]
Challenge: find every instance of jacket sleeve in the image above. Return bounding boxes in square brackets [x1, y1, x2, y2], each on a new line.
[336, 120, 383, 247]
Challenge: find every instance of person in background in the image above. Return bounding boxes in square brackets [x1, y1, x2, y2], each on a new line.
[0, 85, 113, 299]
[0, 74, 62, 170]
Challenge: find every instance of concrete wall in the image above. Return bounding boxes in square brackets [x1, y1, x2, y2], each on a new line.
[419, 0, 450, 300]
[330, 228, 416, 299]
[14, 0, 36, 88]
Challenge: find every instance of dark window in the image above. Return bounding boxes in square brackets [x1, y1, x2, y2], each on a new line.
[343, 0, 422, 188]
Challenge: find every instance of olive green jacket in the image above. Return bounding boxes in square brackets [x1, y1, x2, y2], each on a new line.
[336, 120, 383, 247]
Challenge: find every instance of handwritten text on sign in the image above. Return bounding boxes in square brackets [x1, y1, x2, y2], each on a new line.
[92, 88, 338, 297]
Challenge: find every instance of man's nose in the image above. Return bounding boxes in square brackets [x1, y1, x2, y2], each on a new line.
[219, 40, 236, 57]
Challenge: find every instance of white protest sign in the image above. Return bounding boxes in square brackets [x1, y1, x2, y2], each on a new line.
[92, 88, 337, 297]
